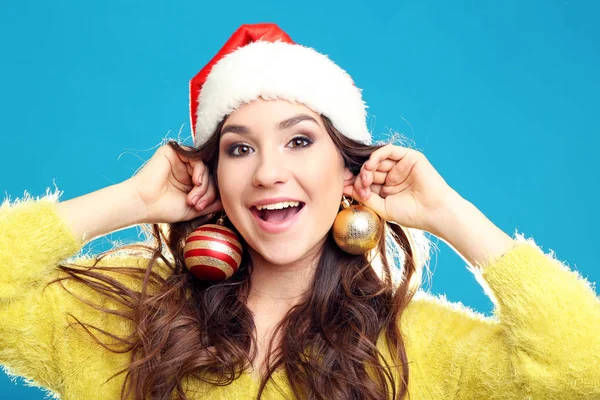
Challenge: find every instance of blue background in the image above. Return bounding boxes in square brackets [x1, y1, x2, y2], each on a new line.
[1, 0, 598, 397]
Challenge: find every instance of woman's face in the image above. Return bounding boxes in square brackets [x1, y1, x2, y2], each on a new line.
[217, 99, 350, 266]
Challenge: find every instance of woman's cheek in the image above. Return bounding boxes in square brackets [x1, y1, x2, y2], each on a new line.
[216, 164, 239, 214]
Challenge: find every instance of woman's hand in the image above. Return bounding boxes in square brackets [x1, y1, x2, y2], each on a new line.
[343, 144, 461, 236]
[126, 144, 222, 224]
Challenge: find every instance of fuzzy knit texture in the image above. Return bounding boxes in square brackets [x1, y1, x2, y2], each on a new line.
[1, 196, 599, 399]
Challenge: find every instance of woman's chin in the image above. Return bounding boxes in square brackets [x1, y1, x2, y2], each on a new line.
[248, 244, 308, 267]
[259, 250, 301, 266]
[244, 234, 327, 268]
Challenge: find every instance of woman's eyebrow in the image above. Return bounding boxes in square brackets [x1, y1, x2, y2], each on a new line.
[277, 114, 319, 130]
[221, 114, 319, 137]
[221, 124, 248, 136]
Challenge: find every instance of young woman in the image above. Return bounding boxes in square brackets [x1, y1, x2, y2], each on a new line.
[1, 23, 598, 400]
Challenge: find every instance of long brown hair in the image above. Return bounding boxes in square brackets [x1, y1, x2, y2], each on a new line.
[48, 115, 428, 399]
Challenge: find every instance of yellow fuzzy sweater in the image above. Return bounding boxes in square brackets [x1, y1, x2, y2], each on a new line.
[1, 197, 599, 399]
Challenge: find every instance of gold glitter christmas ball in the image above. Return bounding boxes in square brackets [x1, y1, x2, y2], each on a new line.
[332, 199, 383, 255]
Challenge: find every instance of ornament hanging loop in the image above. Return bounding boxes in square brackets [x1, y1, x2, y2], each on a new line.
[340, 196, 352, 209]
[216, 212, 227, 226]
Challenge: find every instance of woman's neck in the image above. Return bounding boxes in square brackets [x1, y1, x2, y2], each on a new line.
[243, 240, 325, 376]
[245, 244, 322, 312]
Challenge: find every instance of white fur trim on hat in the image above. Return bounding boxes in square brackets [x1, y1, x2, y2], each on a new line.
[194, 40, 370, 147]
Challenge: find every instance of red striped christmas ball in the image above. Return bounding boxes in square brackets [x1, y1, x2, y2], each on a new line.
[183, 224, 242, 281]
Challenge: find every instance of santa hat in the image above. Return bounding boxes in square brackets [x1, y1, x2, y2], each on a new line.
[190, 23, 371, 147]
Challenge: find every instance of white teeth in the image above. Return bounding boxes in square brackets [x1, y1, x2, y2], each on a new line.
[256, 201, 300, 211]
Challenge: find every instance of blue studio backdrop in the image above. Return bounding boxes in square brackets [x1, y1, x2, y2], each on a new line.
[1, 0, 598, 398]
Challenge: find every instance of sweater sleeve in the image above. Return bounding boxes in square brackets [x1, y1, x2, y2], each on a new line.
[404, 236, 600, 399]
[0, 195, 85, 394]
[476, 237, 600, 398]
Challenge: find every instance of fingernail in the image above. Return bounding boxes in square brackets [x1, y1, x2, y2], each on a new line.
[197, 201, 206, 210]
[191, 195, 199, 205]
[360, 189, 367, 198]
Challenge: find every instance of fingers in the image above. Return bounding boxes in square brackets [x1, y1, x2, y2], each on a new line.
[383, 150, 423, 186]
[367, 184, 403, 197]
[342, 182, 388, 219]
[346, 146, 421, 201]
[186, 165, 220, 213]
[195, 177, 218, 211]
[155, 144, 223, 219]
[169, 143, 206, 186]
[364, 159, 396, 174]
[368, 170, 388, 185]
[354, 164, 389, 198]
[361, 147, 424, 188]
[187, 167, 210, 207]
[353, 173, 369, 199]
[191, 161, 206, 186]
[358, 159, 395, 187]
[200, 198, 223, 215]
[186, 169, 218, 212]
[364, 144, 412, 171]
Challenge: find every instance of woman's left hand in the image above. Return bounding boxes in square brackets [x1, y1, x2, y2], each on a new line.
[343, 144, 461, 235]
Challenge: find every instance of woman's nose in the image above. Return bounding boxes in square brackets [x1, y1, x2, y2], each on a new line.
[251, 150, 289, 188]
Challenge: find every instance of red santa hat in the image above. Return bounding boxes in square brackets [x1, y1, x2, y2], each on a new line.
[190, 23, 371, 147]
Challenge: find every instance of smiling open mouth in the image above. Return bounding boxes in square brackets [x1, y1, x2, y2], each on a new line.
[250, 202, 305, 223]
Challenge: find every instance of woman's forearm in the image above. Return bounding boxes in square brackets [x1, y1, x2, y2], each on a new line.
[55, 180, 146, 243]
[431, 194, 518, 269]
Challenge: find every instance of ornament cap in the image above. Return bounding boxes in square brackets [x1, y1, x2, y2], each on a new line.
[341, 196, 352, 209]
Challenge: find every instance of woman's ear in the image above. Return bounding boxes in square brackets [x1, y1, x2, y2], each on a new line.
[343, 167, 354, 180]
[341, 167, 354, 187]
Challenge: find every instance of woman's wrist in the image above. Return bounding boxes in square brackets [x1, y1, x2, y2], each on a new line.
[426, 193, 517, 269]
[56, 180, 147, 243]
[120, 178, 151, 223]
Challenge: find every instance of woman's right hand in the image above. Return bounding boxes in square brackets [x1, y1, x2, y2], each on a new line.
[126, 143, 222, 224]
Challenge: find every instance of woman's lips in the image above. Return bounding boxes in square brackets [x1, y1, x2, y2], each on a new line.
[249, 204, 305, 234]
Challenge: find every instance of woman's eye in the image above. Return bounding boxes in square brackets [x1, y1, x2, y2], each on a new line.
[227, 144, 254, 157]
[287, 136, 313, 148]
